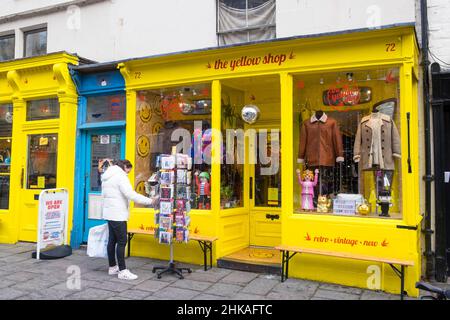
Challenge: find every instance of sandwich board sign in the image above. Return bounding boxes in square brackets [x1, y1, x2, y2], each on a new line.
[36, 189, 69, 260]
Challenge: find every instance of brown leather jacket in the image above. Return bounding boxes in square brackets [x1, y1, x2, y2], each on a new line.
[298, 113, 344, 167]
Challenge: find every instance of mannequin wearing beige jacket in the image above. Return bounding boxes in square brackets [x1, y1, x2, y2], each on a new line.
[353, 112, 401, 170]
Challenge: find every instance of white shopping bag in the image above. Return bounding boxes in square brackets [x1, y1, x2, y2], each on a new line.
[87, 223, 109, 258]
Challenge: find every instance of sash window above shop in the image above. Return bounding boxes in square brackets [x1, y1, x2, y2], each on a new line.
[0, 33, 15, 62]
[217, 0, 276, 46]
[24, 27, 47, 58]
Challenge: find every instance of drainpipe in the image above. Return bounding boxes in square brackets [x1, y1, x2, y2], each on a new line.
[420, 0, 434, 279]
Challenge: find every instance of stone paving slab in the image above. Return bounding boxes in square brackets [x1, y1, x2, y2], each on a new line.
[152, 287, 200, 300]
[313, 289, 362, 300]
[241, 278, 279, 296]
[117, 289, 152, 300]
[319, 283, 364, 295]
[134, 279, 171, 292]
[0, 243, 418, 300]
[0, 287, 27, 300]
[204, 283, 244, 298]
[219, 270, 260, 285]
[169, 279, 214, 292]
[63, 288, 117, 300]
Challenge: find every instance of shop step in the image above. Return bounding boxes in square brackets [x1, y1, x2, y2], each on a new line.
[217, 247, 281, 275]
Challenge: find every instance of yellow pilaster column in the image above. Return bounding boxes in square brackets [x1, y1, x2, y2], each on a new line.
[280, 72, 293, 244]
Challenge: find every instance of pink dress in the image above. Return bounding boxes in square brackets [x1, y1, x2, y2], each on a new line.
[298, 172, 319, 210]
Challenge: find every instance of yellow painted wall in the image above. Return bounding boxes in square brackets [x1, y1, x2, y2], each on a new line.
[119, 26, 421, 296]
[0, 53, 79, 245]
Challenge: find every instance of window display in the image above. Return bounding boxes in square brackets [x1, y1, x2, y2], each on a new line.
[135, 84, 211, 210]
[221, 85, 245, 209]
[0, 103, 12, 210]
[293, 68, 402, 219]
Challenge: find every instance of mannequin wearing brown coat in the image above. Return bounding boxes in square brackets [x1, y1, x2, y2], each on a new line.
[297, 111, 345, 167]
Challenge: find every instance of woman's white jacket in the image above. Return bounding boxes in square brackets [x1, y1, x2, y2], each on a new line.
[101, 165, 153, 221]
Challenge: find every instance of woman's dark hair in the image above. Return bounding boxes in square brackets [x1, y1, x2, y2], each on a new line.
[114, 159, 133, 171]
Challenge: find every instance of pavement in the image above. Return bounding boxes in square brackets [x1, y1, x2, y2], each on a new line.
[0, 242, 445, 300]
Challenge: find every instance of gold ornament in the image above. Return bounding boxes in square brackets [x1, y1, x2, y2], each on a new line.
[357, 200, 370, 215]
[317, 195, 332, 213]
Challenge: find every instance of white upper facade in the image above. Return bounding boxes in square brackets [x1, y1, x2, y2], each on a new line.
[0, 0, 418, 62]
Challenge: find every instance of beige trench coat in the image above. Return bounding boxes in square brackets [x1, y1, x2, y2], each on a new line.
[353, 113, 401, 170]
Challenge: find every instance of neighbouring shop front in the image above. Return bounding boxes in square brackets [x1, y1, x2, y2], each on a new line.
[431, 63, 450, 282]
[69, 63, 126, 248]
[0, 52, 81, 244]
[116, 25, 422, 296]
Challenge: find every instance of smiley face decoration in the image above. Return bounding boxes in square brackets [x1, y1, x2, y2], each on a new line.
[137, 135, 150, 157]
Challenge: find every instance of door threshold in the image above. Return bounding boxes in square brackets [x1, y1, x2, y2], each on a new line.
[217, 246, 281, 275]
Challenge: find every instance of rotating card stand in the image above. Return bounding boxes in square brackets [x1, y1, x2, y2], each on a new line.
[152, 151, 192, 279]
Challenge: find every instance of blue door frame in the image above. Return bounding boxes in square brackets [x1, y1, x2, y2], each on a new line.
[82, 129, 125, 242]
[70, 68, 126, 248]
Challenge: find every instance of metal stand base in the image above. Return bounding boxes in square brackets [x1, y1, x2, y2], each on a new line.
[152, 262, 192, 279]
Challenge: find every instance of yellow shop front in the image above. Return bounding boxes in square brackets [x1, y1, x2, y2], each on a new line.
[0, 53, 80, 244]
[119, 25, 421, 296]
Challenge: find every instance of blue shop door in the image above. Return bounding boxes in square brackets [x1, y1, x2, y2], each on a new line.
[82, 131, 125, 242]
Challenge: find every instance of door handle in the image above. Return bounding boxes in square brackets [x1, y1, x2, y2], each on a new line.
[249, 177, 253, 200]
[266, 214, 280, 221]
[20, 168, 24, 188]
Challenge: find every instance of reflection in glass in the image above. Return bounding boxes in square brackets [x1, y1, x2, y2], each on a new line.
[27, 98, 60, 121]
[27, 134, 58, 189]
[86, 95, 126, 123]
[24, 28, 47, 57]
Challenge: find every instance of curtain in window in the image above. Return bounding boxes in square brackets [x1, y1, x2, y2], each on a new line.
[218, 0, 276, 45]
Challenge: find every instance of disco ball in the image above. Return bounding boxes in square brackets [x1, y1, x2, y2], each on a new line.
[241, 105, 260, 124]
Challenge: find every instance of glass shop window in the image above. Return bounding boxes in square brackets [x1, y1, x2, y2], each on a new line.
[293, 68, 402, 219]
[0, 34, 15, 61]
[217, 0, 276, 46]
[27, 98, 60, 121]
[0, 104, 13, 210]
[27, 134, 58, 189]
[24, 27, 47, 57]
[86, 94, 126, 123]
[221, 85, 245, 209]
[135, 84, 212, 210]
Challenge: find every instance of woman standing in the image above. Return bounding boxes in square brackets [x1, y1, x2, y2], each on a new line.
[101, 159, 158, 280]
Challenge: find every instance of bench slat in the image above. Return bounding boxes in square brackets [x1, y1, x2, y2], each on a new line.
[128, 229, 217, 242]
[275, 245, 414, 266]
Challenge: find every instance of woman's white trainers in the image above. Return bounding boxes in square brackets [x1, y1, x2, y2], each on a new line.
[108, 265, 119, 275]
[118, 269, 138, 280]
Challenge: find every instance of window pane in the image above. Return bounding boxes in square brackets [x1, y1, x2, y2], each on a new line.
[86, 95, 126, 123]
[0, 139, 12, 174]
[218, 0, 275, 45]
[27, 134, 58, 189]
[293, 68, 402, 219]
[0, 104, 13, 137]
[0, 35, 15, 61]
[0, 176, 10, 210]
[24, 29, 47, 57]
[221, 85, 245, 209]
[90, 134, 122, 192]
[27, 98, 60, 121]
[135, 84, 212, 210]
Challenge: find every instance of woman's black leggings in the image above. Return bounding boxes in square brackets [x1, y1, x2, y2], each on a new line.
[107, 220, 127, 271]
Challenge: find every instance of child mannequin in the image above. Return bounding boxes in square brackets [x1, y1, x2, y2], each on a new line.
[296, 168, 319, 211]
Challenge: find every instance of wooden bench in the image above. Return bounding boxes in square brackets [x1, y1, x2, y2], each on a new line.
[127, 229, 218, 271]
[275, 245, 414, 300]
